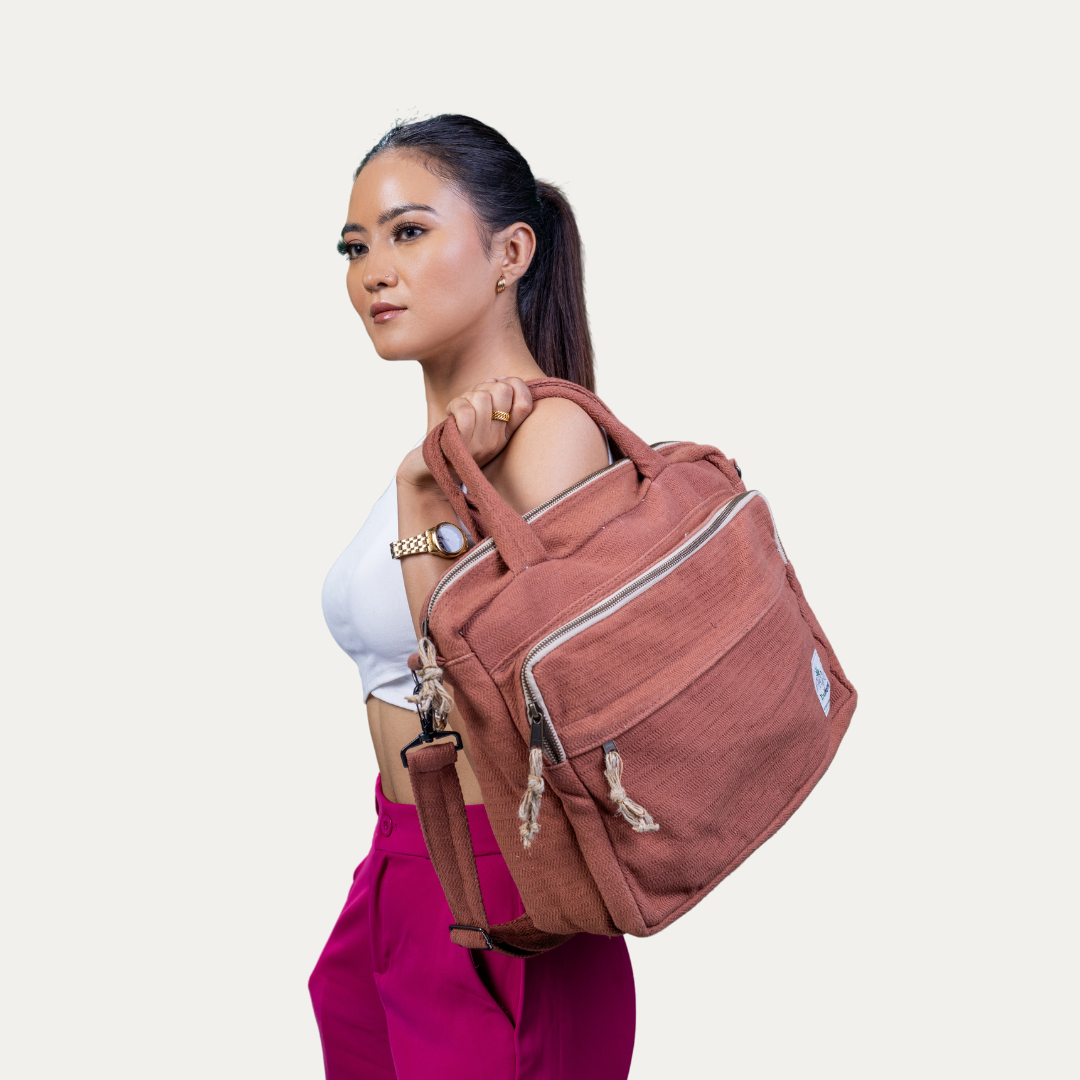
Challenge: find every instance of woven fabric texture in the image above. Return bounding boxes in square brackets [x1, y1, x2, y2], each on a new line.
[411, 379, 857, 949]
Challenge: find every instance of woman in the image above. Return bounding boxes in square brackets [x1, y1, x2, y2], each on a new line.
[311, 116, 636, 1080]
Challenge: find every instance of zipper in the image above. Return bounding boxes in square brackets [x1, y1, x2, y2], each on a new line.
[520, 490, 759, 763]
[424, 444, 682, 633]
[423, 456, 635, 634]
[526, 700, 562, 763]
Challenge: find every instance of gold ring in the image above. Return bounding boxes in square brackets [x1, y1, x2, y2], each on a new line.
[491, 410, 511, 422]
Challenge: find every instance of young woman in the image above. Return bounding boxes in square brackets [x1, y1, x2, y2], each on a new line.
[311, 116, 636, 1080]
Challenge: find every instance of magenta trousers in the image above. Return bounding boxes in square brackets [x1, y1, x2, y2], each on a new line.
[309, 778, 635, 1079]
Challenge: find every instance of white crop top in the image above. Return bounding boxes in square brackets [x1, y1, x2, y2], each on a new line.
[322, 432, 613, 708]
[322, 471, 421, 708]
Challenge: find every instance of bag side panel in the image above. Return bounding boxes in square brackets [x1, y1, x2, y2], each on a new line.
[440, 652, 619, 937]
[783, 560, 858, 710]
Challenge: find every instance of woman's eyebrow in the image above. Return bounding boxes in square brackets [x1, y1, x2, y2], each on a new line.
[340, 204, 437, 238]
[377, 203, 437, 225]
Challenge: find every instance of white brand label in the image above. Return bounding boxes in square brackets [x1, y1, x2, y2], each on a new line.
[811, 649, 831, 716]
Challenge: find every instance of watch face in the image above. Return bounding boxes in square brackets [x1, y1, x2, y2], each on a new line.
[434, 522, 465, 555]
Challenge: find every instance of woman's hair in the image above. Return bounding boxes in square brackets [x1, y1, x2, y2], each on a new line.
[357, 115, 595, 391]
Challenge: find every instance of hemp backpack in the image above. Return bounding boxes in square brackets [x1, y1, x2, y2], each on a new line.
[404, 378, 856, 957]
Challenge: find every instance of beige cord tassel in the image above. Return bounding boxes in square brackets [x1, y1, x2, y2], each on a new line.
[603, 743, 659, 833]
[405, 637, 454, 730]
[518, 747, 545, 848]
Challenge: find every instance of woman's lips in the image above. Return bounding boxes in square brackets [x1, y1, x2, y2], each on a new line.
[370, 302, 406, 324]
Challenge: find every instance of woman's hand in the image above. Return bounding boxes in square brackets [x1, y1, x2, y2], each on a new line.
[395, 376, 535, 639]
[445, 376, 533, 470]
[396, 376, 533, 490]
[394, 377, 607, 641]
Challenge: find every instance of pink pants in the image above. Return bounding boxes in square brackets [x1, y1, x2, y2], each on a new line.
[309, 778, 635, 1079]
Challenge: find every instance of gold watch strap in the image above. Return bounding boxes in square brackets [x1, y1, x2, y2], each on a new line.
[390, 531, 433, 559]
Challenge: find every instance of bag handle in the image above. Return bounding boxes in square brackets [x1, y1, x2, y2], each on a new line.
[422, 378, 668, 573]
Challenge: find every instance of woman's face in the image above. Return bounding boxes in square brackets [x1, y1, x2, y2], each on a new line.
[341, 151, 509, 362]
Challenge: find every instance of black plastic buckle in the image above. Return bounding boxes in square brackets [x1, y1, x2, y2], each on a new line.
[399, 669, 464, 768]
[399, 728, 463, 768]
[449, 924, 494, 950]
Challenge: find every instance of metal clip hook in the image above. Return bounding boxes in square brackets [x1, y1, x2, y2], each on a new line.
[399, 669, 463, 768]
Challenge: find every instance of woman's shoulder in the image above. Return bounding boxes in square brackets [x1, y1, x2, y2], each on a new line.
[516, 393, 603, 443]
[485, 395, 609, 515]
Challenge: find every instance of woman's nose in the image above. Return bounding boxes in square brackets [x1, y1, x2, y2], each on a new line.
[363, 262, 398, 291]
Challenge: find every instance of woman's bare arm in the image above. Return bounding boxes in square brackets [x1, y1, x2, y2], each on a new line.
[396, 378, 609, 638]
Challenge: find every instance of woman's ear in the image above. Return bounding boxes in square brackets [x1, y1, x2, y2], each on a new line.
[496, 222, 537, 287]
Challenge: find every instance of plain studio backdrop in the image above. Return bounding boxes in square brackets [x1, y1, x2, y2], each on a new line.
[1, 1, 1076, 1076]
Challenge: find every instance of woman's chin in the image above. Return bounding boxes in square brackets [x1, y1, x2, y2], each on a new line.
[370, 327, 446, 364]
[369, 335, 419, 363]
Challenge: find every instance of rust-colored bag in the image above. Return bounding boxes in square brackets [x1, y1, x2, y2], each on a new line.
[405, 379, 856, 957]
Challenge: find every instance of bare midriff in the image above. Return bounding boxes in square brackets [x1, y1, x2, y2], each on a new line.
[366, 694, 484, 805]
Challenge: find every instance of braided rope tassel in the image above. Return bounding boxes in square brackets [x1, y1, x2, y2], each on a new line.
[603, 745, 659, 833]
[518, 747, 545, 848]
[405, 637, 454, 730]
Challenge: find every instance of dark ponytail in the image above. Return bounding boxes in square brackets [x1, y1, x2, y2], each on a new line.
[357, 116, 595, 391]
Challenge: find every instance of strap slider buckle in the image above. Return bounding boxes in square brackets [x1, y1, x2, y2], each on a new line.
[448, 924, 493, 950]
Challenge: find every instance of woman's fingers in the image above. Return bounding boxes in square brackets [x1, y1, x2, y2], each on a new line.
[446, 395, 477, 444]
[484, 379, 515, 419]
[497, 377, 532, 436]
[447, 377, 534, 468]
[462, 389, 495, 442]
[468, 379, 514, 435]
[447, 390, 499, 467]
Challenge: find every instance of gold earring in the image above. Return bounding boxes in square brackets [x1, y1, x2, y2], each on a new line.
[496, 275, 506, 294]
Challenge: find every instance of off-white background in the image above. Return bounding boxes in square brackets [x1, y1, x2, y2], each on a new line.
[1, 2, 1076, 1077]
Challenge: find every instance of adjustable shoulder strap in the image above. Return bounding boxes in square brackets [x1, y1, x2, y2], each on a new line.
[407, 741, 574, 958]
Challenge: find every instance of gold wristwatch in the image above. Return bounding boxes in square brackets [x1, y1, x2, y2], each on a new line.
[390, 522, 469, 560]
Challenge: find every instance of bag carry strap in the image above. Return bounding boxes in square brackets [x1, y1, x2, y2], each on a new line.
[422, 378, 670, 573]
[407, 740, 575, 958]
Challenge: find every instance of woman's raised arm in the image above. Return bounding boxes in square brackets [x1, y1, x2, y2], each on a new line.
[395, 376, 609, 638]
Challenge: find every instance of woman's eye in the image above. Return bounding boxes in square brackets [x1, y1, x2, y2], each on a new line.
[336, 240, 367, 261]
[395, 224, 424, 241]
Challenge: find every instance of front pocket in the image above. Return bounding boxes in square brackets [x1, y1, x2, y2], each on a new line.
[367, 853, 393, 975]
[522, 491, 787, 760]
[512, 488, 849, 929]
[567, 590, 843, 931]
[511, 491, 789, 853]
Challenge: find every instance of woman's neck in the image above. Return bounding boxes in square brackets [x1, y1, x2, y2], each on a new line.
[418, 322, 545, 432]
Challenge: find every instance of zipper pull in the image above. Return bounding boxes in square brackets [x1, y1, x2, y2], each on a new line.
[602, 739, 659, 834]
[527, 701, 544, 749]
[519, 701, 547, 848]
